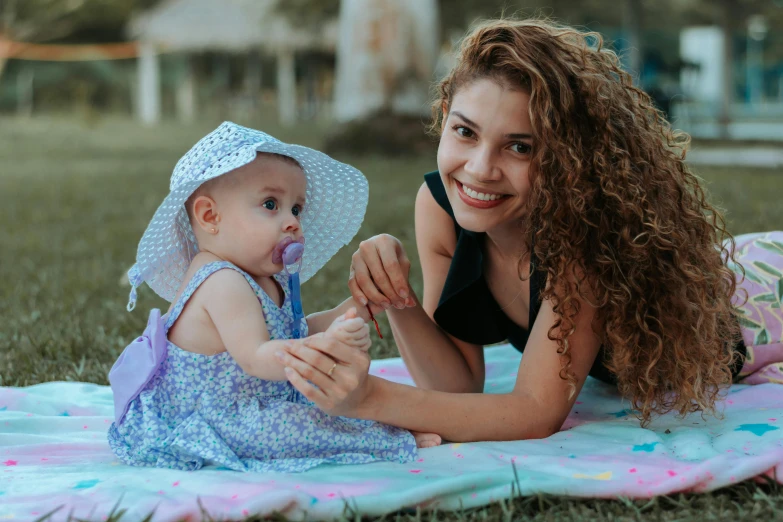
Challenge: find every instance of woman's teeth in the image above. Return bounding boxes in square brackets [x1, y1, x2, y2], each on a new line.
[462, 184, 503, 201]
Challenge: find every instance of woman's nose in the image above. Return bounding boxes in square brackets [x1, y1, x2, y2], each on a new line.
[464, 145, 501, 182]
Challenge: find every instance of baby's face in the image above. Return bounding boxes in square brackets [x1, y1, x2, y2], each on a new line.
[213, 155, 306, 277]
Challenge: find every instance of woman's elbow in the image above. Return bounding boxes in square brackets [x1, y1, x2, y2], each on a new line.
[527, 422, 561, 440]
[508, 394, 567, 440]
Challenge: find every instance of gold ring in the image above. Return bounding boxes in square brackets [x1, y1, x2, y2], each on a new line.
[327, 363, 337, 376]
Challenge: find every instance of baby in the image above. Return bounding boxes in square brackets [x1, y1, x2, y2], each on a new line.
[108, 122, 439, 473]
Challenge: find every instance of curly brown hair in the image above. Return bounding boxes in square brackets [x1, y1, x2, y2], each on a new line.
[430, 18, 743, 425]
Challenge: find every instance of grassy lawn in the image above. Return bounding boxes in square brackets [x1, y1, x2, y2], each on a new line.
[1, 116, 782, 520]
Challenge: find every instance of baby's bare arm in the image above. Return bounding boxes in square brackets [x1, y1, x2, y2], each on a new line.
[202, 270, 290, 381]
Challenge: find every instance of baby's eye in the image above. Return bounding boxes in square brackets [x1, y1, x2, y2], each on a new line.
[292, 205, 303, 217]
[263, 199, 277, 210]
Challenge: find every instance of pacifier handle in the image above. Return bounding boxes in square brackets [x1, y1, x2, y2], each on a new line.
[282, 241, 382, 340]
[283, 242, 306, 338]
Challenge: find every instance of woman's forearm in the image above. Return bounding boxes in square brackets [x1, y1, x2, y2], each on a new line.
[387, 301, 483, 393]
[361, 375, 559, 441]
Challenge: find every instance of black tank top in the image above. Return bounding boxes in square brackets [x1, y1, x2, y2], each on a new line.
[424, 172, 746, 384]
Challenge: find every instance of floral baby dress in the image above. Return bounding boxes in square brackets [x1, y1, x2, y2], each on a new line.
[108, 261, 417, 472]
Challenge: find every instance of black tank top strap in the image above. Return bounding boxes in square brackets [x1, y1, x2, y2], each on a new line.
[424, 172, 454, 218]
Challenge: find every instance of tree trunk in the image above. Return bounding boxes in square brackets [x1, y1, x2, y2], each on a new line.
[137, 41, 160, 126]
[176, 55, 196, 123]
[623, 0, 643, 81]
[333, 0, 438, 122]
[718, 0, 735, 139]
[277, 48, 296, 126]
[16, 66, 32, 117]
[0, 0, 16, 84]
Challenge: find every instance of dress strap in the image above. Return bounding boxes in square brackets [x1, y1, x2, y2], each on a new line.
[165, 261, 263, 331]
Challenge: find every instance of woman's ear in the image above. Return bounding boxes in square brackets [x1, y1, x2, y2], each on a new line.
[440, 101, 449, 133]
[191, 195, 220, 234]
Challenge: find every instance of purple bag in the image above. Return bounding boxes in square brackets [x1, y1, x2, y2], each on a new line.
[109, 309, 168, 424]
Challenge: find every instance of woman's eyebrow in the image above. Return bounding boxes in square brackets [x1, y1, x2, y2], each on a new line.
[451, 111, 480, 130]
[451, 110, 532, 140]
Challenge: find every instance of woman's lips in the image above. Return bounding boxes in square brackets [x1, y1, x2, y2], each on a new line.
[456, 181, 509, 209]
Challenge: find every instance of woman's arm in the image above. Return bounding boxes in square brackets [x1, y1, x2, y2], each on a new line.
[372, 294, 603, 440]
[281, 288, 603, 441]
[349, 183, 486, 393]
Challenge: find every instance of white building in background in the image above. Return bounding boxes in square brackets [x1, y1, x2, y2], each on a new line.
[679, 26, 725, 106]
[333, 0, 438, 122]
[677, 25, 783, 141]
[129, 0, 336, 126]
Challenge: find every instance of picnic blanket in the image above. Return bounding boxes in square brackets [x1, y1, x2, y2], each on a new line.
[1, 344, 782, 521]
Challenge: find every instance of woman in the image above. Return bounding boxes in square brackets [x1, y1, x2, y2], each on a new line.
[277, 19, 783, 442]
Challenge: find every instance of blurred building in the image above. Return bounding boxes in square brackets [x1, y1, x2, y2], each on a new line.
[129, 0, 337, 125]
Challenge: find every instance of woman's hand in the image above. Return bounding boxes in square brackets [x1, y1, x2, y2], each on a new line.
[349, 234, 417, 312]
[275, 330, 373, 418]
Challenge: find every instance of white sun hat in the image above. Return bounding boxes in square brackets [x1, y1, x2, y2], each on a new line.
[126, 121, 368, 311]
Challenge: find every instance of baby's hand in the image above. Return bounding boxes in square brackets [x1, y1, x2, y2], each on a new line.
[325, 307, 371, 352]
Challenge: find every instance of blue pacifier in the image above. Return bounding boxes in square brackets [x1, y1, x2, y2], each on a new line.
[282, 241, 305, 339]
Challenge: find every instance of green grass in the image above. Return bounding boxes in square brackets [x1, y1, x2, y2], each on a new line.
[1, 116, 782, 520]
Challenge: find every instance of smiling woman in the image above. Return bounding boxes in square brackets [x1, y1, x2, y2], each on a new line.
[277, 18, 783, 443]
[436, 81, 534, 231]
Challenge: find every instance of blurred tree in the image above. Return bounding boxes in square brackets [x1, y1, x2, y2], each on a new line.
[0, 0, 162, 42]
[273, 0, 340, 29]
[0, 0, 161, 79]
[330, 0, 439, 122]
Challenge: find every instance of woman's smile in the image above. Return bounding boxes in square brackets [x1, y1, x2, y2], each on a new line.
[455, 180, 511, 209]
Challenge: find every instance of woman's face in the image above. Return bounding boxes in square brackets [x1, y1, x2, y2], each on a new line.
[437, 78, 534, 235]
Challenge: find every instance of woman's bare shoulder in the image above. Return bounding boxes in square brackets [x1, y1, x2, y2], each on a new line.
[415, 181, 457, 259]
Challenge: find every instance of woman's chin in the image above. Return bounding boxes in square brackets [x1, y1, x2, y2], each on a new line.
[452, 210, 499, 234]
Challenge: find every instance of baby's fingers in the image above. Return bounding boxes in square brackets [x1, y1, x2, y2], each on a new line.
[336, 317, 367, 333]
[341, 324, 370, 342]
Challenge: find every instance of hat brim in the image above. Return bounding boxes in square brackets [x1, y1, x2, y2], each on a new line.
[133, 129, 367, 303]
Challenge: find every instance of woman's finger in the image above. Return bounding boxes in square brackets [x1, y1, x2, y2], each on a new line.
[361, 241, 403, 308]
[280, 352, 340, 388]
[302, 335, 368, 367]
[281, 340, 340, 372]
[347, 266, 369, 306]
[377, 240, 412, 301]
[284, 367, 332, 408]
[351, 254, 391, 308]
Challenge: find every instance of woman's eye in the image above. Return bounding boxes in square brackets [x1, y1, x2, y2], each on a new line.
[511, 142, 532, 154]
[454, 125, 474, 138]
[263, 200, 277, 210]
